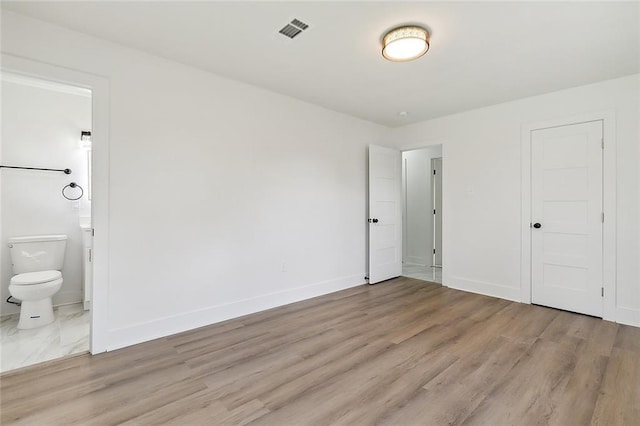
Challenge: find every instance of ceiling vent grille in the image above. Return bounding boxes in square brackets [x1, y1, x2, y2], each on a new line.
[290, 19, 308, 30]
[279, 18, 309, 39]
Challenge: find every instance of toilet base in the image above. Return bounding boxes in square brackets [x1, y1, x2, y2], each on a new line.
[17, 298, 55, 329]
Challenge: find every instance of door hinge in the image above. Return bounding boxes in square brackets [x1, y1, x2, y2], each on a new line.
[433, 209, 436, 215]
[601, 287, 604, 297]
[433, 249, 436, 254]
[601, 138, 604, 149]
[601, 212, 604, 223]
[433, 169, 436, 175]
[89, 248, 92, 262]
[92, 228, 95, 237]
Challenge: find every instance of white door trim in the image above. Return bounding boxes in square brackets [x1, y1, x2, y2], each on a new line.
[2, 54, 111, 353]
[431, 157, 443, 267]
[521, 111, 616, 321]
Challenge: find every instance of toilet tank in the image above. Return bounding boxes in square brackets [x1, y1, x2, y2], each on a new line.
[8, 235, 67, 274]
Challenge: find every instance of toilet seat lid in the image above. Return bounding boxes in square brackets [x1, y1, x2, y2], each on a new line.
[11, 270, 62, 285]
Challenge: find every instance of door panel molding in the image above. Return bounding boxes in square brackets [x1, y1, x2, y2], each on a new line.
[531, 121, 603, 316]
[521, 111, 616, 321]
[368, 145, 402, 284]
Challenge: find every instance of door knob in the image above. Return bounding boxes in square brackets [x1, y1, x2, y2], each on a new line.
[368, 218, 379, 223]
[533, 223, 542, 229]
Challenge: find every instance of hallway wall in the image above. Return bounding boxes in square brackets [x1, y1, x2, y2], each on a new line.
[402, 146, 442, 267]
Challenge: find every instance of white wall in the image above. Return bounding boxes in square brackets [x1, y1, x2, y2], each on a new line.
[392, 74, 640, 327]
[2, 10, 637, 349]
[1, 78, 91, 316]
[1, 11, 390, 349]
[402, 146, 442, 266]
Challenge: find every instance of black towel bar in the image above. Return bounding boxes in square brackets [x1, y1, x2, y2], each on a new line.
[0, 165, 71, 174]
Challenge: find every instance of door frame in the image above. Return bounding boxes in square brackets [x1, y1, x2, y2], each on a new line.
[431, 157, 443, 267]
[398, 139, 447, 286]
[520, 111, 616, 321]
[2, 53, 111, 353]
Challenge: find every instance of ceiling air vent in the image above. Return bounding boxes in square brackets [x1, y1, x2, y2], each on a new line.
[290, 19, 308, 30]
[279, 18, 309, 39]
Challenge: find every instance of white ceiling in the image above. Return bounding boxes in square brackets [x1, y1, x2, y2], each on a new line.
[3, 1, 638, 127]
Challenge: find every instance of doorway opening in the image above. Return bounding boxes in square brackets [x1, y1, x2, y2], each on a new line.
[401, 145, 443, 284]
[0, 73, 94, 372]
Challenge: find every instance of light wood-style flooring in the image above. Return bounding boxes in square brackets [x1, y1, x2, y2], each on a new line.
[1, 277, 639, 425]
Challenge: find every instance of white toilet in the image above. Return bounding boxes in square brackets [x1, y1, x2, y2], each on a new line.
[8, 235, 67, 329]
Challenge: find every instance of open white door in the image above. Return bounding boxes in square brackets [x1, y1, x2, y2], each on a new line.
[368, 145, 402, 284]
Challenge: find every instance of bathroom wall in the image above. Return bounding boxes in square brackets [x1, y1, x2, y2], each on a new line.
[402, 145, 442, 267]
[0, 76, 91, 316]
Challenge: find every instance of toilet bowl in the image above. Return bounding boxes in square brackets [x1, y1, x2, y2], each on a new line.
[7, 235, 67, 329]
[9, 271, 63, 329]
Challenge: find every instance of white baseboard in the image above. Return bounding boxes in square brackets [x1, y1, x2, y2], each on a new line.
[616, 306, 640, 328]
[447, 276, 521, 302]
[106, 273, 366, 351]
[449, 277, 640, 329]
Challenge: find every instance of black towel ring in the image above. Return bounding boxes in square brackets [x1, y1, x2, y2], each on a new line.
[62, 182, 84, 201]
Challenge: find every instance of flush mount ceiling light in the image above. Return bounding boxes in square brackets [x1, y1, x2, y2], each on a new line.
[382, 26, 430, 62]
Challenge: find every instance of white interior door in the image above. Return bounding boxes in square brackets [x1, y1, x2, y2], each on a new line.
[531, 120, 603, 317]
[368, 145, 402, 284]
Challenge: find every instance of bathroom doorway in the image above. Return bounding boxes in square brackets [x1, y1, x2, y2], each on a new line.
[0, 72, 94, 372]
[401, 145, 443, 284]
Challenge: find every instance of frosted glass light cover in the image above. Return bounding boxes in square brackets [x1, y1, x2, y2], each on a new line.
[382, 26, 430, 62]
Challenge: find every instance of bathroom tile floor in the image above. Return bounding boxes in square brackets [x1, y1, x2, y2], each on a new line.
[0, 303, 89, 373]
[402, 263, 443, 284]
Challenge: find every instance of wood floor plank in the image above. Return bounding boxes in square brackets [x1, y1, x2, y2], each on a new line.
[216, 329, 353, 410]
[0, 278, 636, 426]
[461, 338, 582, 425]
[585, 319, 619, 357]
[251, 333, 447, 425]
[329, 348, 458, 425]
[590, 347, 640, 426]
[119, 388, 227, 425]
[547, 346, 609, 426]
[613, 324, 640, 353]
[255, 336, 395, 411]
[496, 303, 560, 345]
[378, 335, 531, 425]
